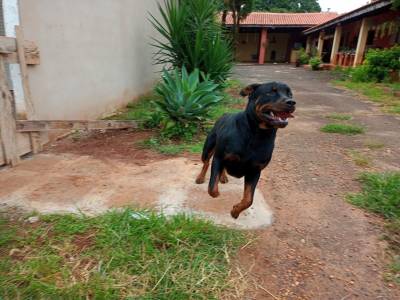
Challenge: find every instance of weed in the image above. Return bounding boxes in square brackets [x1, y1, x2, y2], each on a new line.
[347, 172, 400, 220]
[346, 150, 372, 167]
[326, 113, 352, 121]
[333, 81, 400, 114]
[0, 209, 246, 299]
[364, 139, 385, 150]
[321, 123, 364, 135]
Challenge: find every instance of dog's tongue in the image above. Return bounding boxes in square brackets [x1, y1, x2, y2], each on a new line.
[276, 112, 295, 119]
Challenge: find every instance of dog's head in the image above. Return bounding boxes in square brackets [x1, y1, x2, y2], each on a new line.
[240, 81, 296, 129]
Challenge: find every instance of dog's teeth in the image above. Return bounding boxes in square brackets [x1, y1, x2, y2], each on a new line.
[270, 112, 274, 117]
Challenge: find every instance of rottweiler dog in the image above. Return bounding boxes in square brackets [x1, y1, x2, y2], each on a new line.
[195, 81, 296, 219]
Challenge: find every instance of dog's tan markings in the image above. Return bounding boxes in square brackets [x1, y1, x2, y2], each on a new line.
[195, 149, 215, 184]
[224, 153, 240, 162]
[220, 169, 229, 184]
[230, 183, 253, 219]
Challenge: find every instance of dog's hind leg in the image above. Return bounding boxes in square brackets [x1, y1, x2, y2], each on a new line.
[219, 169, 229, 184]
[231, 171, 261, 219]
[208, 156, 223, 198]
[195, 131, 216, 184]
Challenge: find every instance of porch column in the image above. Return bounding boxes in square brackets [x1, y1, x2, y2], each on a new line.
[258, 28, 268, 64]
[330, 25, 342, 65]
[317, 31, 325, 57]
[305, 36, 312, 54]
[354, 18, 371, 66]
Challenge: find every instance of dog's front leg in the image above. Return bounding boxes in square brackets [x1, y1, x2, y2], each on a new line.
[208, 157, 223, 198]
[231, 171, 261, 219]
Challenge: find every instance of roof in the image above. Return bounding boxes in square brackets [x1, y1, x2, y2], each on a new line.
[304, 0, 393, 34]
[225, 12, 339, 28]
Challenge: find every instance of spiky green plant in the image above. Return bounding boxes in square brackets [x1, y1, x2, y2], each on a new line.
[155, 67, 223, 124]
[149, 0, 233, 83]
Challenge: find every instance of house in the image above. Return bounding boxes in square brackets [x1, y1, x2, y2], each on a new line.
[225, 12, 338, 64]
[303, 0, 400, 67]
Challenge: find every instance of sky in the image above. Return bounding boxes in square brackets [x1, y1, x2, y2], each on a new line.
[318, 0, 370, 13]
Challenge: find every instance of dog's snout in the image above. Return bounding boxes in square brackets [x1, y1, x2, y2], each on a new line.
[286, 99, 296, 106]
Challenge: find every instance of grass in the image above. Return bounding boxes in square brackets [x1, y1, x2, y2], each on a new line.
[321, 123, 365, 135]
[333, 80, 400, 114]
[346, 150, 372, 167]
[0, 209, 246, 299]
[347, 172, 400, 283]
[364, 139, 385, 150]
[326, 113, 352, 121]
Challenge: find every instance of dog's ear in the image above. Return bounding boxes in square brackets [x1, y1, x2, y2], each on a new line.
[240, 84, 261, 97]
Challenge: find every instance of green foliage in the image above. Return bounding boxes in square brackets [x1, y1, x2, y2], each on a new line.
[320, 123, 364, 135]
[154, 67, 222, 139]
[309, 56, 321, 70]
[347, 172, 400, 220]
[326, 113, 352, 121]
[351, 46, 400, 82]
[298, 48, 310, 65]
[254, 0, 321, 12]
[150, 0, 233, 83]
[0, 209, 246, 299]
[393, 0, 400, 9]
[333, 81, 400, 114]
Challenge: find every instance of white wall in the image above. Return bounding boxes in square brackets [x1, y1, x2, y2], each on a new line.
[19, 0, 162, 120]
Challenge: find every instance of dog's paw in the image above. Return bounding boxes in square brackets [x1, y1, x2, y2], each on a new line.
[230, 208, 240, 219]
[208, 190, 220, 198]
[195, 177, 205, 184]
[219, 175, 229, 184]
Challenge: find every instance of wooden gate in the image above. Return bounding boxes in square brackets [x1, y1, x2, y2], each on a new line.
[0, 26, 137, 167]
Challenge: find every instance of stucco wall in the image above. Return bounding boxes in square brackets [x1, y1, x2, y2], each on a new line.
[19, 0, 162, 120]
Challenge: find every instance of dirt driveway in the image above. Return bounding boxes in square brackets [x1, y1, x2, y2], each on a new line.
[233, 64, 400, 299]
[1, 65, 399, 299]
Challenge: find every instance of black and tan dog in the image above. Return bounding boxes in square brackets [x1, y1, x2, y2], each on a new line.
[195, 81, 296, 219]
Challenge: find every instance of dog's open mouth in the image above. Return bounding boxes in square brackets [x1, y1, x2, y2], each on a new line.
[262, 110, 295, 128]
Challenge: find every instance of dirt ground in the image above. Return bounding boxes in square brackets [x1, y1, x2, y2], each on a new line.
[1, 64, 399, 299]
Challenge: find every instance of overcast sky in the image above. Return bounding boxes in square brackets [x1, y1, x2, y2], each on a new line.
[318, 0, 370, 13]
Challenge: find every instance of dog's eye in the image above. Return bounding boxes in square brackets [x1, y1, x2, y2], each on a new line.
[272, 87, 277, 92]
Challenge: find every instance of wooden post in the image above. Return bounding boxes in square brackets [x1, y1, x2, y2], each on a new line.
[317, 31, 325, 57]
[258, 28, 268, 65]
[354, 18, 370, 66]
[330, 25, 342, 65]
[305, 36, 312, 54]
[0, 56, 20, 166]
[15, 25, 42, 153]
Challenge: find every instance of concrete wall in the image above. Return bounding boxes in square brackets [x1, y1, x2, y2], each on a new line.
[19, 0, 162, 120]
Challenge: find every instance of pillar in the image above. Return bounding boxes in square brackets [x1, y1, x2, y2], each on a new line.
[317, 31, 325, 57]
[330, 25, 342, 65]
[354, 18, 371, 66]
[258, 28, 268, 65]
[305, 36, 312, 54]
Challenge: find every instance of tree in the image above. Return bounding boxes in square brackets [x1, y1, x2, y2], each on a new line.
[393, 0, 400, 9]
[221, 0, 255, 43]
[254, 0, 321, 12]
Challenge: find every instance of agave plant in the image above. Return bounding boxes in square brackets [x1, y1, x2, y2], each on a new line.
[155, 67, 223, 123]
[149, 0, 233, 83]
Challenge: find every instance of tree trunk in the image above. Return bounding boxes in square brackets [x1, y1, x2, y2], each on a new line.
[222, 10, 227, 26]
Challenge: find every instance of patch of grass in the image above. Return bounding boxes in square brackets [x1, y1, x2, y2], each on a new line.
[347, 150, 372, 167]
[347, 172, 400, 219]
[333, 81, 400, 114]
[0, 209, 246, 299]
[347, 172, 400, 283]
[364, 139, 385, 150]
[138, 138, 204, 155]
[326, 113, 352, 121]
[321, 123, 365, 135]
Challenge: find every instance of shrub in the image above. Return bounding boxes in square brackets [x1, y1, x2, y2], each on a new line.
[355, 46, 400, 82]
[150, 0, 233, 83]
[309, 56, 321, 70]
[155, 67, 223, 139]
[298, 48, 310, 65]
